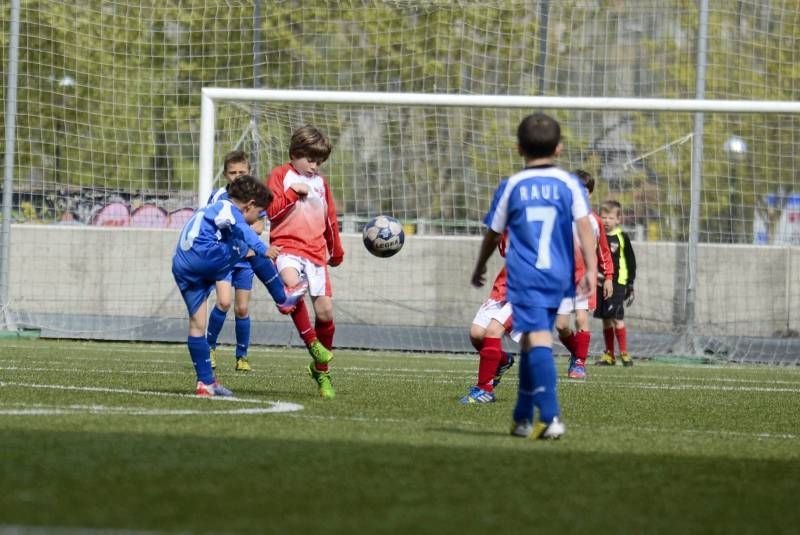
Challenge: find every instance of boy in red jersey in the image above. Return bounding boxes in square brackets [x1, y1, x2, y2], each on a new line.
[555, 170, 614, 379]
[266, 125, 343, 399]
[460, 240, 519, 404]
[459, 180, 518, 404]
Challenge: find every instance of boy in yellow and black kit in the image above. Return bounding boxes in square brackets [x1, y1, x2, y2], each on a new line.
[594, 200, 637, 367]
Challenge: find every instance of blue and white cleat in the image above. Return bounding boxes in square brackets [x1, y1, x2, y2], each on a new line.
[493, 352, 516, 387]
[276, 278, 309, 315]
[567, 357, 586, 379]
[459, 386, 496, 404]
[195, 380, 234, 398]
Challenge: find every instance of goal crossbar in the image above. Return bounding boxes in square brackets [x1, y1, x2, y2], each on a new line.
[198, 88, 800, 206]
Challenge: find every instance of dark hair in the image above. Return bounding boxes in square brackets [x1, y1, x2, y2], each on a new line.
[227, 175, 272, 209]
[223, 149, 250, 173]
[574, 169, 595, 194]
[289, 125, 332, 163]
[600, 199, 622, 216]
[517, 113, 561, 159]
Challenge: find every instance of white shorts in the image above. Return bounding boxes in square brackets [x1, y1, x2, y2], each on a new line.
[471, 299, 522, 343]
[276, 253, 331, 297]
[557, 295, 589, 315]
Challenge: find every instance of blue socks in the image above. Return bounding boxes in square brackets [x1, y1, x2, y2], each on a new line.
[513, 346, 560, 424]
[249, 254, 286, 303]
[235, 316, 250, 358]
[206, 305, 227, 348]
[187, 336, 214, 384]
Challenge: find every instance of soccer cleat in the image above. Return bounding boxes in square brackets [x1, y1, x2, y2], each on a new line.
[532, 417, 565, 440]
[492, 352, 516, 387]
[595, 351, 616, 366]
[511, 417, 566, 440]
[567, 357, 587, 379]
[209, 347, 217, 370]
[307, 363, 335, 399]
[620, 352, 634, 367]
[459, 386, 496, 404]
[510, 420, 533, 438]
[195, 380, 234, 398]
[276, 279, 309, 315]
[307, 340, 333, 365]
[235, 357, 251, 372]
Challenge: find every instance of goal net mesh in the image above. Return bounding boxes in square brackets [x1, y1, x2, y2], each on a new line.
[1, 0, 798, 363]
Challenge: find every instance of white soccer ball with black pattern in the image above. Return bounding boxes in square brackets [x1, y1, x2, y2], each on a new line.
[362, 215, 405, 258]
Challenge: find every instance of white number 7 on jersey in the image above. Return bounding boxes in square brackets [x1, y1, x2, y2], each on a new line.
[526, 206, 556, 269]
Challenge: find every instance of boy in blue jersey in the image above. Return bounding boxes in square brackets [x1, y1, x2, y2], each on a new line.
[471, 113, 597, 439]
[205, 150, 262, 372]
[172, 175, 307, 397]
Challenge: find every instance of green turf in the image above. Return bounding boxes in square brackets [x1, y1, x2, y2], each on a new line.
[1, 339, 799, 534]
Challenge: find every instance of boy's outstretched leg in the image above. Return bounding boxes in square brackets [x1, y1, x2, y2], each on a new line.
[249, 254, 307, 313]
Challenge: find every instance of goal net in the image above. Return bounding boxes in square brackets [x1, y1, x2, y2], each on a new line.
[2, 0, 799, 364]
[201, 90, 800, 363]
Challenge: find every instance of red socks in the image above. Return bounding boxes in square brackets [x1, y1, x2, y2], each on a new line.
[615, 326, 627, 353]
[291, 300, 317, 346]
[477, 337, 502, 391]
[559, 332, 577, 356]
[574, 330, 590, 364]
[603, 327, 615, 355]
[315, 318, 335, 350]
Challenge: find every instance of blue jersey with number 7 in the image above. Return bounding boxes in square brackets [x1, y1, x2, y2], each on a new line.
[485, 165, 589, 308]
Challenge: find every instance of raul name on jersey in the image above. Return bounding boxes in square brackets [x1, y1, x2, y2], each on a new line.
[518, 182, 561, 202]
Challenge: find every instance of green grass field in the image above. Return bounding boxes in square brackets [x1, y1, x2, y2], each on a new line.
[1, 339, 799, 534]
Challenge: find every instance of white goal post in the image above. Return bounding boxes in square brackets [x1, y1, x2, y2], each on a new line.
[199, 88, 800, 361]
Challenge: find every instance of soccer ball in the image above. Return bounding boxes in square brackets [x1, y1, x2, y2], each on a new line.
[362, 215, 405, 258]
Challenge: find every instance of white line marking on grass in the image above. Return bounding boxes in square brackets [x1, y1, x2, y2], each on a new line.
[591, 381, 800, 393]
[0, 382, 303, 415]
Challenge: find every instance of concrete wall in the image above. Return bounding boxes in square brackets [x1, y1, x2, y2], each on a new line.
[7, 224, 799, 337]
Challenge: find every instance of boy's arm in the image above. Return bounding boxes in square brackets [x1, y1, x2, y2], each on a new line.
[575, 216, 597, 298]
[471, 229, 502, 288]
[596, 223, 615, 298]
[265, 167, 300, 225]
[624, 232, 637, 286]
[596, 223, 614, 281]
[323, 182, 344, 266]
[235, 216, 268, 258]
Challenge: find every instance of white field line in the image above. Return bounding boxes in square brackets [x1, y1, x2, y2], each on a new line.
[592, 381, 800, 393]
[0, 381, 303, 415]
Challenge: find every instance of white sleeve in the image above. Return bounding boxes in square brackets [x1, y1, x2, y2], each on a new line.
[213, 200, 236, 230]
[488, 181, 513, 233]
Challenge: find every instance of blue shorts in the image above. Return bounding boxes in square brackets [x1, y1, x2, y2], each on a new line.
[511, 302, 558, 334]
[222, 264, 255, 291]
[173, 272, 216, 317]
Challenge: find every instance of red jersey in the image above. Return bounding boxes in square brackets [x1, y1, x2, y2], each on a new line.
[573, 212, 614, 308]
[266, 163, 344, 266]
[489, 233, 508, 301]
